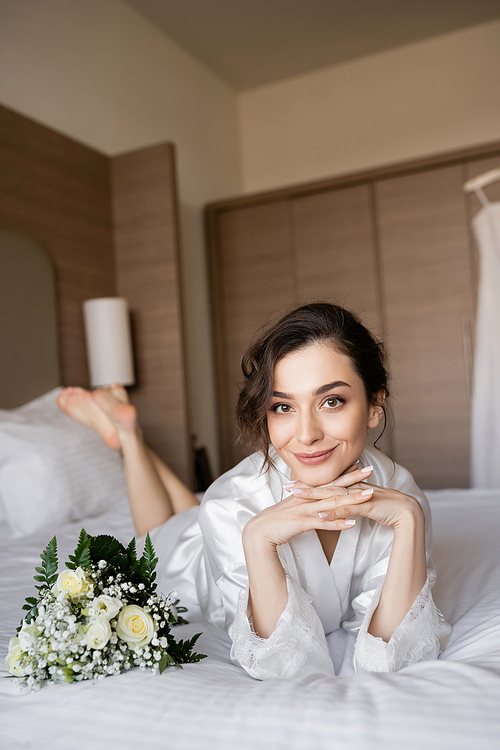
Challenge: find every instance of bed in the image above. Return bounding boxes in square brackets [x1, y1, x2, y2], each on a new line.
[0, 391, 500, 750]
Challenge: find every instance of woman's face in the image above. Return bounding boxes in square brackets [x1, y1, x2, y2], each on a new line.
[267, 342, 383, 486]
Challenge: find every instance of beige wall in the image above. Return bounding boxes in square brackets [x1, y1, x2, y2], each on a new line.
[239, 20, 500, 193]
[0, 0, 242, 473]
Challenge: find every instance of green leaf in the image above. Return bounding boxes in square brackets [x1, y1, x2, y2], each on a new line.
[165, 631, 206, 665]
[66, 528, 91, 570]
[62, 666, 74, 683]
[137, 533, 158, 587]
[21, 598, 40, 628]
[158, 652, 174, 674]
[88, 535, 127, 570]
[127, 537, 138, 568]
[33, 536, 58, 594]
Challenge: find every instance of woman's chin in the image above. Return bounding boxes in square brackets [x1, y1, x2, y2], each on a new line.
[293, 463, 341, 487]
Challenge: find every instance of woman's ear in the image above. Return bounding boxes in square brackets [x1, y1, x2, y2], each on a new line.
[367, 390, 386, 429]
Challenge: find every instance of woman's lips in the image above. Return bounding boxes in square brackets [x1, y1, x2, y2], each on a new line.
[292, 446, 337, 465]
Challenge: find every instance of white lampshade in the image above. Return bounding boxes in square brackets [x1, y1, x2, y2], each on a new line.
[83, 298, 135, 388]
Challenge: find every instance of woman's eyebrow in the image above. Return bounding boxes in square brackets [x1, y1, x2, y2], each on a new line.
[272, 381, 351, 400]
[314, 381, 351, 396]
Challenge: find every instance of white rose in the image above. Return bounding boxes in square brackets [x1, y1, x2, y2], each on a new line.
[5, 637, 23, 676]
[18, 623, 40, 651]
[115, 605, 156, 648]
[89, 595, 122, 620]
[84, 619, 111, 650]
[53, 567, 92, 597]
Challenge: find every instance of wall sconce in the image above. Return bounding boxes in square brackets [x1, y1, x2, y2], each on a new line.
[83, 298, 135, 388]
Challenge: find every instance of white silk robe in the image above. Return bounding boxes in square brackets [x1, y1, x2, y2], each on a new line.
[149, 446, 451, 680]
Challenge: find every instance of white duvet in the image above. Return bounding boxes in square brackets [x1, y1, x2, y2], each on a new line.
[1, 489, 499, 750]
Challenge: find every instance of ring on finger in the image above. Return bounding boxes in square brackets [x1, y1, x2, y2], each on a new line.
[341, 486, 348, 495]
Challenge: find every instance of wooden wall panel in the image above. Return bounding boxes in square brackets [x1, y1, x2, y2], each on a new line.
[292, 185, 383, 335]
[215, 201, 294, 470]
[0, 104, 115, 388]
[376, 166, 474, 488]
[112, 144, 191, 485]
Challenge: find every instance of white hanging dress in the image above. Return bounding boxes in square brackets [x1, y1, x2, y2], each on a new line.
[471, 202, 500, 488]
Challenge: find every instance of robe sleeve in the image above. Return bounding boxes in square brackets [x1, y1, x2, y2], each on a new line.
[342, 461, 451, 673]
[352, 577, 451, 673]
[198, 497, 334, 680]
[230, 573, 334, 680]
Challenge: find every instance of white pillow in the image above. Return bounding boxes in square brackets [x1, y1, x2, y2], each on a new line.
[0, 388, 128, 538]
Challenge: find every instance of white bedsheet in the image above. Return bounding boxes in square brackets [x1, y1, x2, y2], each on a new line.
[1, 489, 499, 750]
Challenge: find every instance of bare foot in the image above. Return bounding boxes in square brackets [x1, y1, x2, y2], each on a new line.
[110, 383, 129, 404]
[92, 387, 138, 437]
[57, 387, 121, 450]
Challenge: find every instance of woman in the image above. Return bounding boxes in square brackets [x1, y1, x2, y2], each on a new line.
[58, 303, 450, 680]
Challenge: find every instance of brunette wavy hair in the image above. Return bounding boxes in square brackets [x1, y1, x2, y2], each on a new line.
[235, 302, 389, 467]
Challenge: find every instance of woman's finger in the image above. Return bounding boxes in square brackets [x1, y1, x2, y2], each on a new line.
[306, 488, 375, 515]
[288, 469, 373, 500]
[315, 500, 376, 524]
[328, 465, 373, 487]
[289, 485, 352, 501]
[309, 516, 357, 531]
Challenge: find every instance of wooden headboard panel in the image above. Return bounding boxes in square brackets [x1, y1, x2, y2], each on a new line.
[0, 103, 115, 387]
[0, 104, 191, 485]
[0, 229, 59, 408]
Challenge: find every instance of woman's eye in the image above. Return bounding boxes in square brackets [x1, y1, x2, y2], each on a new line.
[272, 403, 292, 414]
[323, 397, 343, 409]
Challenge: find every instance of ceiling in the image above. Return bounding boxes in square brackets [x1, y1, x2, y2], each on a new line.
[123, 0, 500, 90]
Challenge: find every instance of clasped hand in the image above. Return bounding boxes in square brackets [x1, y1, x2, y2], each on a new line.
[242, 463, 424, 550]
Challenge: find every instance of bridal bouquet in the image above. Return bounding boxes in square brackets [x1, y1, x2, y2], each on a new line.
[5, 530, 205, 690]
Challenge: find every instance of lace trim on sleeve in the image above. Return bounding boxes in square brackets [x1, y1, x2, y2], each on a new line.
[230, 574, 317, 680]
[353, 578, 450, 673]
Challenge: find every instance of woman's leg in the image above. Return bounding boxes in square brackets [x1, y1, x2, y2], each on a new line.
[57, 387, 199, 537]
[103, 385, 200, 516]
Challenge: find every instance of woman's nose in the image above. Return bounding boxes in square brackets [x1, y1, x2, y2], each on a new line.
[296, 410, 323, 445]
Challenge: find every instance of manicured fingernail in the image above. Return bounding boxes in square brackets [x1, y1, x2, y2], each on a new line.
[361, 488, 373, 496]
[292, 488, 304, 494]
[283, 481, 297, 488]
[345, 519, 356, 526]
[318, 512, 329, 518]
[361, 465, 373, 474]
